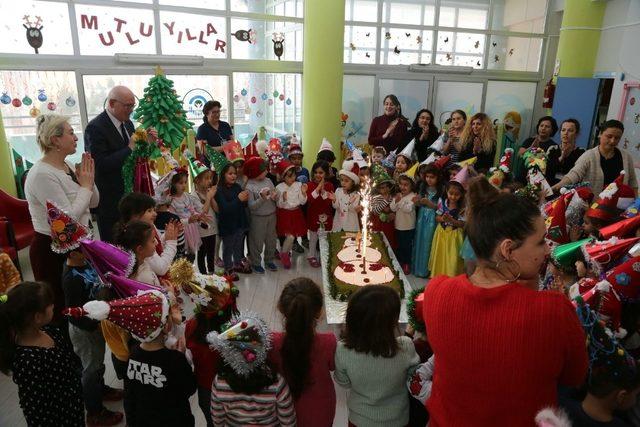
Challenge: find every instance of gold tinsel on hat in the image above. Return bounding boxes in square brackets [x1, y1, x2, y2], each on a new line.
[169, 258, 195, 288]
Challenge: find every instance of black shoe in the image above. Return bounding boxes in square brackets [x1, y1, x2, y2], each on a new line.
[302, 236, 310, 248]
[293, 240, 305, 253]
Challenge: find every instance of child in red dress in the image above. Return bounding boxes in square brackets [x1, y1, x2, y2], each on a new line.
[306, 161, 335, 268]
[275, 160, 308, 269]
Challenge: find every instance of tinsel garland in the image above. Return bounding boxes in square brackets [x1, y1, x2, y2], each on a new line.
[168, 258, 195, 288]
[122, 128, 162, 194]
[406, 287, 426, 333]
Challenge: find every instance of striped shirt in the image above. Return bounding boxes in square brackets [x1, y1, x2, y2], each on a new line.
[211, 373, 296, 426]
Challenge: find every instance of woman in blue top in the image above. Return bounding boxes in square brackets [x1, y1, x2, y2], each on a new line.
[196, 101, 233, 153]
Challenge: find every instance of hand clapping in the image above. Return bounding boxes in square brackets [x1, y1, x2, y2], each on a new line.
[76, 153, 95, 189]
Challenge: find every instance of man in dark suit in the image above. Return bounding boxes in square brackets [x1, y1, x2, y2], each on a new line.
[85, 86, 136, 242]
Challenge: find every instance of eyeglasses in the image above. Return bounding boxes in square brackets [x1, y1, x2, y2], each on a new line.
[115, 99, 136, 109]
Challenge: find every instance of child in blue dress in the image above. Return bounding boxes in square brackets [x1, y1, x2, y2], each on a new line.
[412, 164, 444, 277]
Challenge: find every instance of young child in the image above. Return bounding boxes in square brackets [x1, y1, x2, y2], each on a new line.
[0, 249, 20, 293]
[393, 153, 411, 181]
[245, 156, 278, 274]
[335, 285, 420, 427]
[115, 220, 163, 289]
[391, 174, 418, 275]
[183, 271, 238, 427]
[46, 204, 126, 426]
[317, 138, 340, 189]
[288, 138, 309, 183]
[428, 167, 468, 278]
[371, 146, 387, 165]
[233, 158, 248, 189]
[332, 160, 361, 232]
[276, 160, 308, 269]
[119, 192, 179, 277]
[371, 163, 397, 249]
[306, 161, 335, 268]
[0, 282, 84, 426]
[214, 162, 250, 280]
[189, 161, 219, 275]
[412, 163, 443, 278]
[208, 313, 296, 426]
[66, 290, 197, 426]
[168, 168, 205, 259]
[271, 278, 337, 427]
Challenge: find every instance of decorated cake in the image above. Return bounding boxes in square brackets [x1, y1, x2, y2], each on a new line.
[326, 230, 404, 301]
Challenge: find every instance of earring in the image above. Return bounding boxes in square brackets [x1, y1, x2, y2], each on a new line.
[495, 258, 522, 283]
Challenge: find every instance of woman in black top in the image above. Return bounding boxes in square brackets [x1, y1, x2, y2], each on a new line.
[408, 109, 440, 162]
[457, 112, 497, 174]
[546, 118, 585, 185]
[196, 100, 233, 153]
[519, 116, 558, 155]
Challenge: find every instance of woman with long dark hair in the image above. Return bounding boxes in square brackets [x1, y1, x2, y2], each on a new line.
[409, 108, 440, 162]
[421, 177, 588, 426]
[270, 278, 336, 427]
[368, 94, 410, 153]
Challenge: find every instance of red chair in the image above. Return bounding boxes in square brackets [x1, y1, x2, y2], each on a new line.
[0, 189, 35, 252]
[0, 218, 21, 273]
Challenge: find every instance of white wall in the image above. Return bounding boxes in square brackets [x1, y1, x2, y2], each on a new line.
[594, 0, 640, 119]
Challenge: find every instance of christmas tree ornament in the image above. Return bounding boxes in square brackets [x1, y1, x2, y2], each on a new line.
[22, 95, 32, 106]
[65, 96, 76, 107]
[37, 89, 47, 101]
[0, 92, 10, 104]
[285, 98, 292, 105]
[47, 102, 56, 111]
[245, 106, 252, 114]
[29, 106, 40, 117]
[250, 96, 257, 104]
[233, 94, 240, 102]
[272, 32, 285, 60]
[11, 98, 22, 107]
[279, 94, 285, 101]
[256, 110, 263, 118]
[261, 93, 268, 101]
[240, 88, 247, 96]
[268, 99, 274, 106]
[273, 90, 279, 98]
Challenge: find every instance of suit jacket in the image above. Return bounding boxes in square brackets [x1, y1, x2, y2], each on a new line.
[84, 110, 134, 216]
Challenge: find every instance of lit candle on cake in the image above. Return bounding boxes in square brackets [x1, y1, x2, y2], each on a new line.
[359, 172, 372, 266]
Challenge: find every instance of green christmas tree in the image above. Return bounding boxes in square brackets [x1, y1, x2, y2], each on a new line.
[132, 66, 194, 151]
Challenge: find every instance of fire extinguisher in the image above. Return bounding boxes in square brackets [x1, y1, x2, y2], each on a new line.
[542, 79, 555, 109]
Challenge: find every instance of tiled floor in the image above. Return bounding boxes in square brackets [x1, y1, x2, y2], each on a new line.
[0, 243, 427, 426]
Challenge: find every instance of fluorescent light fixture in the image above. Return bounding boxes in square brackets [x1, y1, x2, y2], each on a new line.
[408, 63, 474, 74]
[115, 53, 204, 65]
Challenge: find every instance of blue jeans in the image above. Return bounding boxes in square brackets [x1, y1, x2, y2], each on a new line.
[222, 230, 245, 270]
[68, 324, 105, 413]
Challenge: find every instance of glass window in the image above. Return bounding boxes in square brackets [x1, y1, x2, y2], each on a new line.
[380, 28, 433, 65]
[158, 11, 227, 58]
[0, 1, 73, 55]
[484, 80, 538, 144]
[232, 73, 302, 143]
[486, 35, 542, 72]
[344, 26, 377, 64]
[75, 4, 156, 55]
[378, 79, 430, 124]
[0, 70, 82, 164]
[113, 0, 153, 3]
[345, 0, 378, 22]
[231, 0, 303, 18]
[434, 81, 483, 128]
[382, 1, 436, 26]
[342, 75, 375, 146]
[491, 0, 546, 33]
[231, 19, 302, 61]
[82, 74, 230, 125]
[438, 0, 489, 29]
[160, 0, 225, 9]
[435, 32, 484, 69]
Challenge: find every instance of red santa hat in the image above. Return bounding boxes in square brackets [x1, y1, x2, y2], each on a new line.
[587, 172, 635, 222]
[222, 140, 245, 163]
[276, 159, 296, 177]
[433, 155, 451, 170]
[63, 290, 169, 343]
[599, 215, 640, 240]
[244, 156, 268, 180]
[575, 279, 625, 338]
[288, 139, 303, 158]
[605, 255, 640, 302]
[339, 160, 360, 185]
[582, 236, 640, 274]
[546, 191, 569, 244]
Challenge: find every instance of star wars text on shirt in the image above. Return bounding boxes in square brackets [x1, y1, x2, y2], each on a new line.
[127, 360, 167, 388]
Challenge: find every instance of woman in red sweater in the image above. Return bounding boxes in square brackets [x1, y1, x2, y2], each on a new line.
[270, 278, 337, 427]
[368, 94, 410, 153]
[422, 177, 588, 426]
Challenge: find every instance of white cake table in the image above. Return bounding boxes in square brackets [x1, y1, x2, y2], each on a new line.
[319, 231, 412, 324]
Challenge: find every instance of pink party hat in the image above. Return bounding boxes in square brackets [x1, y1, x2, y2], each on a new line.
[80, 240, 135, 282]
[451, 165, 470, 190]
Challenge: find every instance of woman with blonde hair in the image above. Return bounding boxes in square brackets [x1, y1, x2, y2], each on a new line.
[457, 112, 497, 174]
[24, 114, 99, 324]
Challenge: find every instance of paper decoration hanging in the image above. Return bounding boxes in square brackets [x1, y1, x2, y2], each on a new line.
[416, 36, 422, 44]
[365, 52, 371, 58]
[509, 48, 514, 56]
[261, 93, 268, 101]
[273, 90, 279, 98]
[0, 93, 10, 104]
[65, 96, 76, 107]
[256, 110, 263, 118]
[272, 32, 284, 60]
[233, 94, 240, 102]
[23, 15, 43, 54]
[474, 40, 480, 48]
[444, 37, 449, 43]
[38, 89, 47, 102]
[231, 29, 256, 44]
[494, 55, 500, 62]
[393, 46, 400, 54]
[245, 106, 251, 114]
[268, 98, 274, 106]
[22, 95, 32, 105]
[241, 88, 247, 96]
[29, 106, 40, 117]
[250, 96, 256, 104]
[11, 98, 21, 107]
[349, 43, 356, 51]
[47, 102, 56, 111]
[366, 32, 370, 37]
[492, 42, 497, 47]
[385, 32, 391, 40]
[279, 94, 285, 101]
[286, 98, 291, 105]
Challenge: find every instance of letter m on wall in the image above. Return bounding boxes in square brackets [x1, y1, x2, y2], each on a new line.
[81, 15, 98, 30]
